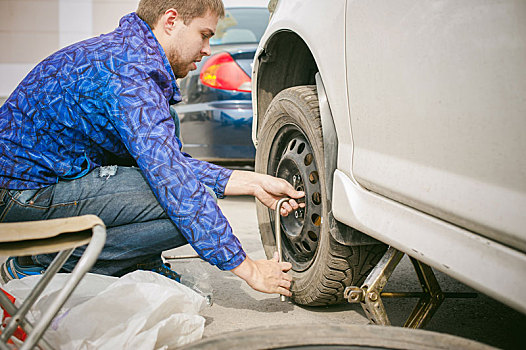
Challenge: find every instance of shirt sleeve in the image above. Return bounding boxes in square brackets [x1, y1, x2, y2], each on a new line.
[183, 157, 232, 198]
[106, 70, 246, 270]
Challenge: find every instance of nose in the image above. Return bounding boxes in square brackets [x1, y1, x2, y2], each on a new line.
[202, 41, 211, 56]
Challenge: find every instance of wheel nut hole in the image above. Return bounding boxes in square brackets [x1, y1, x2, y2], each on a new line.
[309, 171, 319, 184]
[297, 142, 305, 154]
[304, 153, 313, 166]
[312, 192, 321, 205]
[311, 213, 321, 226]
[308, 231, 318, 242]
[302, 241, 311, 252]
[289, 139, 297, 151]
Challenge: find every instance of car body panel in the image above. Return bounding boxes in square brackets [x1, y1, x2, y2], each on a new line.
[253, 0, 526, 313]
[333, 169, 526, 314]
[345, 0, 526, 251]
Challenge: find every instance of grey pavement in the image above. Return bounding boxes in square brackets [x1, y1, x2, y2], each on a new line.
[165, 196, 526, 350]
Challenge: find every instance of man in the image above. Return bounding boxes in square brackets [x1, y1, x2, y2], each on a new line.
[0, 0, 303, 298]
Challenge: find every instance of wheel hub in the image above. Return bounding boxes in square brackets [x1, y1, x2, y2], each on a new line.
[274, 132, 323, 271]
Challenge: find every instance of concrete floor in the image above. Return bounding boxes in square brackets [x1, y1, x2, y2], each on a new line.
[165, 196, 526, 350]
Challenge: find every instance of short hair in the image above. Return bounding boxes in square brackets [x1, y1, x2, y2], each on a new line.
[136, 0, 225, 28]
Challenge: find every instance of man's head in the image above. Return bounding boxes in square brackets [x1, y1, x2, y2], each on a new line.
[136, 0, 225, 78]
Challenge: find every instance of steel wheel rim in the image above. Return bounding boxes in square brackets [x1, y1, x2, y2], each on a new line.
[269, 124, 322, 271]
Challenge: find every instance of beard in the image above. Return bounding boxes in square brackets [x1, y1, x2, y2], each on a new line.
[166, 49, 194, 79]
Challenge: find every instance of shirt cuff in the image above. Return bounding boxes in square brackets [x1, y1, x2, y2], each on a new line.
[213, 167, 234, 199]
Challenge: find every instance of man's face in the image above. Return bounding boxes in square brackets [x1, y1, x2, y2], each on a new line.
[164, 11, 218, 79]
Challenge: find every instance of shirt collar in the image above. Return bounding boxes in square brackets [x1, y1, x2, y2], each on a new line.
[121, 13, 182, 104]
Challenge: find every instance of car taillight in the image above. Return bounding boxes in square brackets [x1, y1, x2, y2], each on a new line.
[200, 52, 251, 92]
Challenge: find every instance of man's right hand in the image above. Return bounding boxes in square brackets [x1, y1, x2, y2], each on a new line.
[224, 170, 305, 217]
[231, 253, 293, 297]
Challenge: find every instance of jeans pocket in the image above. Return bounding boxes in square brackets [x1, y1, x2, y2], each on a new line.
[31, 186, 54, 208]
[14, 187, 54, 209]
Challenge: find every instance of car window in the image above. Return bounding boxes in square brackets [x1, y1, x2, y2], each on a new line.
[211, 8, 269, 45]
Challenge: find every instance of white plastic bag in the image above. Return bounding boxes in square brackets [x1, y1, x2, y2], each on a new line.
[4, 270, 206, 349]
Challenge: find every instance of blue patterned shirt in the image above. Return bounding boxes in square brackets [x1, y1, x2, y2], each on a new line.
[0, 13, 246, 270]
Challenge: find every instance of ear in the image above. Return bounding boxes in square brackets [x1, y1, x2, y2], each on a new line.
[158, 8, 180, 34]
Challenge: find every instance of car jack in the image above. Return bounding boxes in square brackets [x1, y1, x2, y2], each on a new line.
[344, 247, 477, 329]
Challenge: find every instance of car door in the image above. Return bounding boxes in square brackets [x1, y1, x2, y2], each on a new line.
[344, 0, 526, 251]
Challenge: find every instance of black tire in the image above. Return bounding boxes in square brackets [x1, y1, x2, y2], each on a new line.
[180, 324, 494, 350]
[255, 86, 386, 306]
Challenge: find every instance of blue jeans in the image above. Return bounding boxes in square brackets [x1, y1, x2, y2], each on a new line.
[0, 166, 205, 276]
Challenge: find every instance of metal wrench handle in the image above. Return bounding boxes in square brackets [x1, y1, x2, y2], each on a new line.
[275, 197, 290, 302]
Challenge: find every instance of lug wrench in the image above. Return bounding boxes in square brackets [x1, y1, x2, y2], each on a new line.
[275, 198, 290, 302]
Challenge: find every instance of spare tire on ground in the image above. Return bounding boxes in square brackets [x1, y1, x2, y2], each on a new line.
[180, 324, 496, 350]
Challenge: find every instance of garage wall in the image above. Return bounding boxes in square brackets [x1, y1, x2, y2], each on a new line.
[0, 0, 140, 98]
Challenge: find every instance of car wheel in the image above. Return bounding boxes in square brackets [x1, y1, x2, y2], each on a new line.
[255, 85, 386, 305]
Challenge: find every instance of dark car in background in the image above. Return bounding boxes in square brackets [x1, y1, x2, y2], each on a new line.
[173, 0, 269, 164]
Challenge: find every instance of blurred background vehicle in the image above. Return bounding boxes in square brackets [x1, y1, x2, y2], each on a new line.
[173, 0, 269, 165]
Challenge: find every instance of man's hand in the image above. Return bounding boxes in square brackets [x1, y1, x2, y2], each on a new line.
[225, 170, 305, 216]
[225, 170, 301, 295]
[232, 253, 293, 296]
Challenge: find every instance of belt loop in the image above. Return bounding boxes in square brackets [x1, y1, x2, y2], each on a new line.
[0, 188, 9, 221]
[0, 188, 7, 206]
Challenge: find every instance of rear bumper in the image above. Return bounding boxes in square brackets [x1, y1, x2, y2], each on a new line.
[174, 100, 255, 161]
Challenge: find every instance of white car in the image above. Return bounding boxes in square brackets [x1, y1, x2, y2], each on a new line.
[251, 0, 526, 313]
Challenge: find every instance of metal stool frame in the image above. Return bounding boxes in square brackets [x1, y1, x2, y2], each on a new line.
[0, 215, 106, 349]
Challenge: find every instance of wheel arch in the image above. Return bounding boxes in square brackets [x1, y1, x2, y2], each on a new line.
[254, 30, 318, 138]
[315, 73, 379, 247]
[254, 31, 378, 247]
